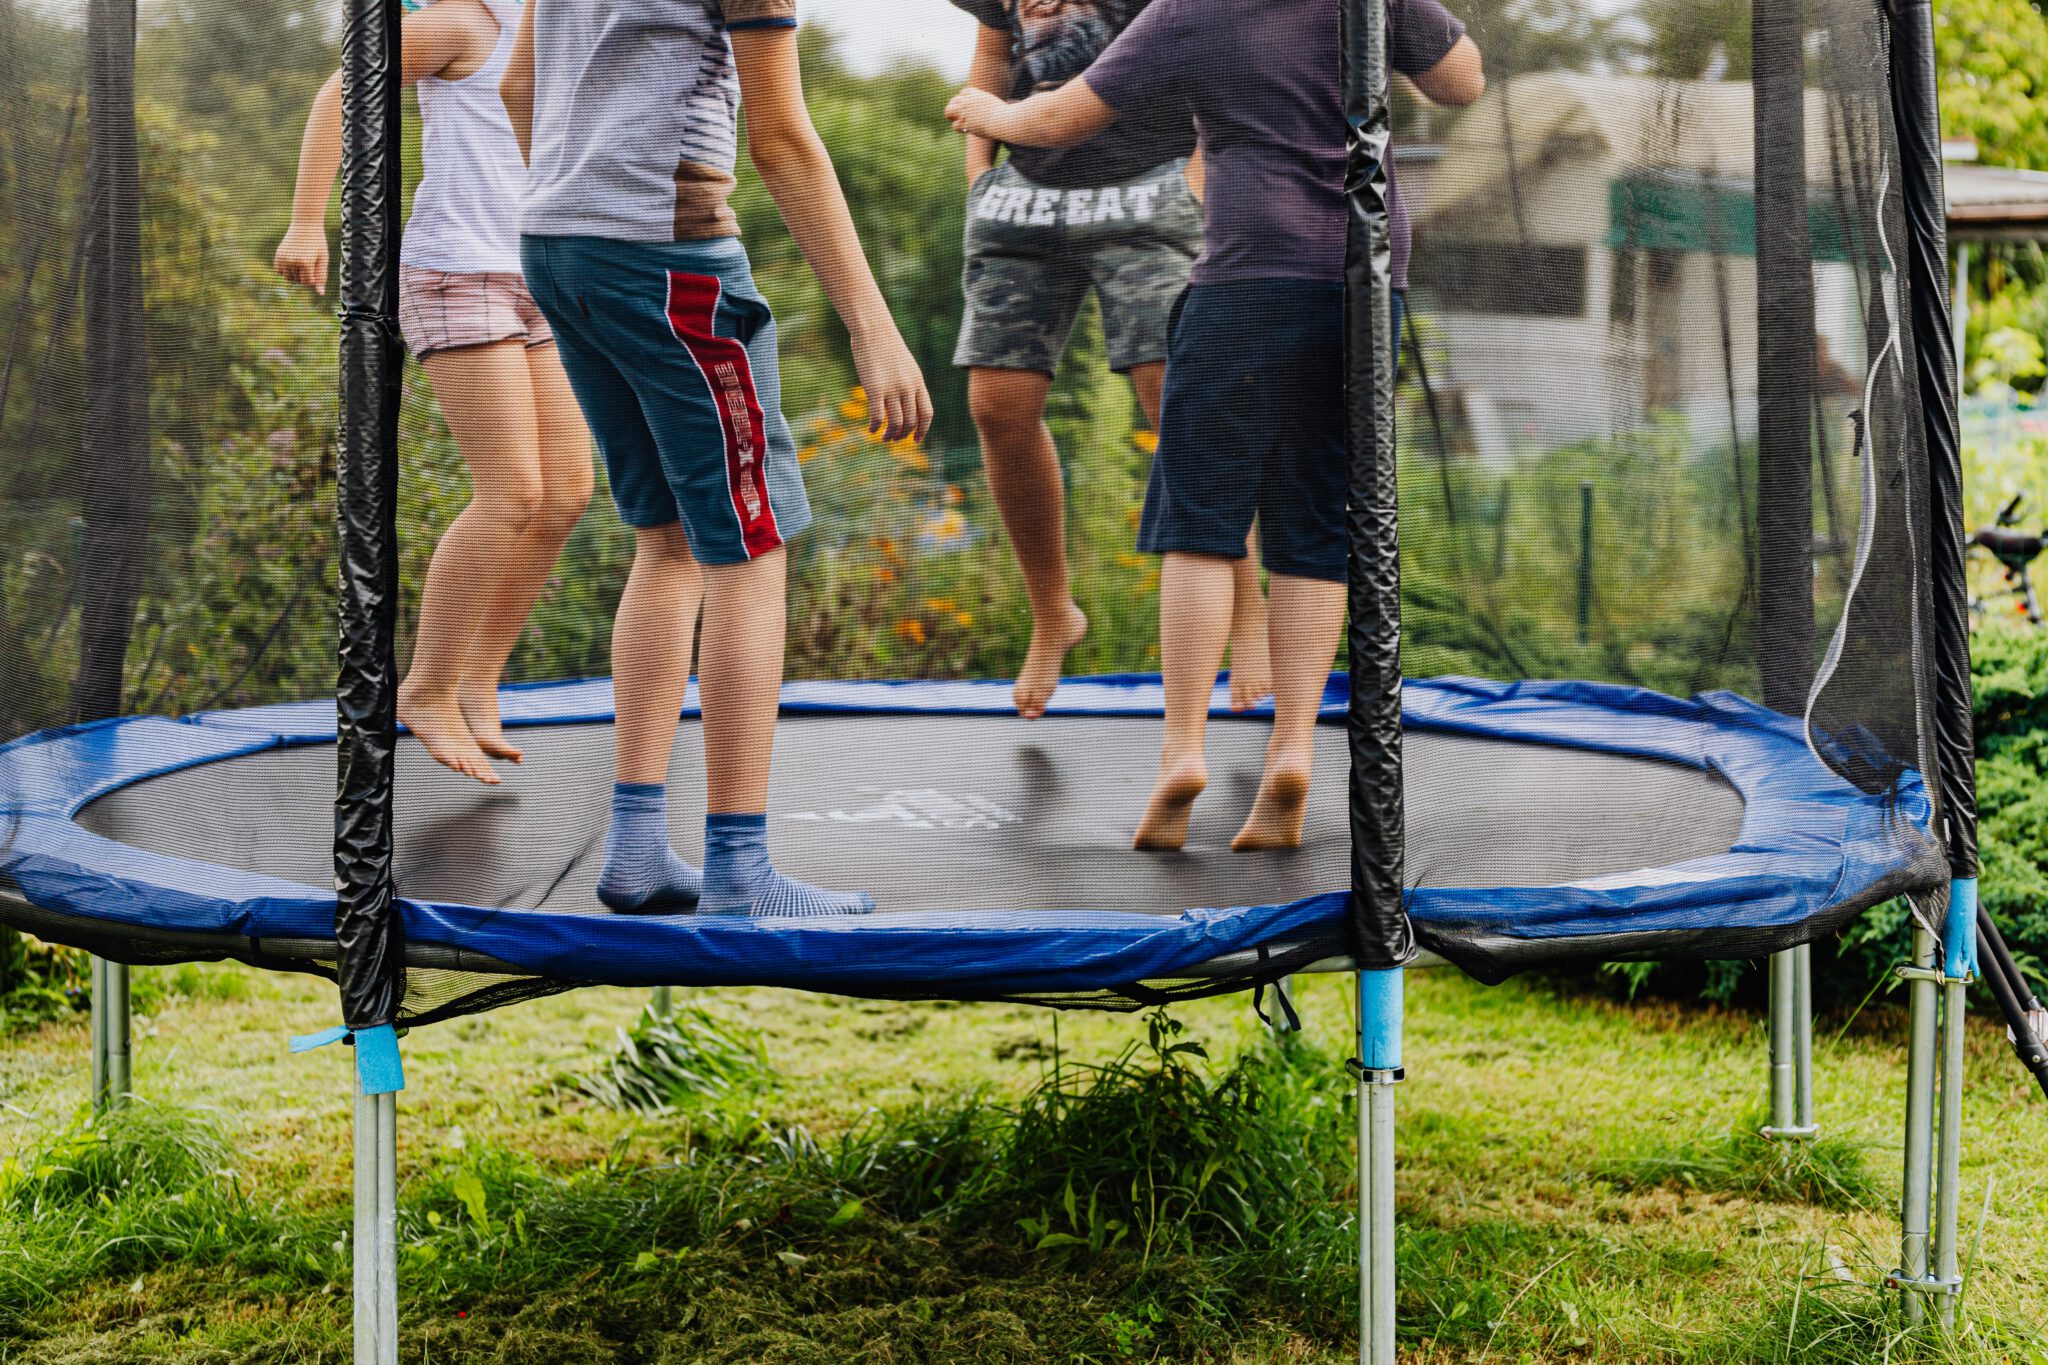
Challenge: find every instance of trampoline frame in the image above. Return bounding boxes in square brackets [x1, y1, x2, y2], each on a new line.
[8, 0, 1988, 1360]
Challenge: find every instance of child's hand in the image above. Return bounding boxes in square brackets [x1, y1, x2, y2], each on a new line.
[946, 87, 1011, 142]
[274, 223, 330, 295]
[851, 327, 934, 445]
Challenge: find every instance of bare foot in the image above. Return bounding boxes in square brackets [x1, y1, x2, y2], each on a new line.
[1014, 602, 1089, 719]
[1228, 624, 1273, 712]
[398, 684, 501, 785]
[1134, 754, 1208, 851]
[1232, 751, 1313, 851]
[459, 682, 524, 764]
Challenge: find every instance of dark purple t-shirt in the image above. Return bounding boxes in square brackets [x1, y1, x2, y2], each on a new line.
[1084, 0, 1464, 287]
[951, 0, 1197, 187]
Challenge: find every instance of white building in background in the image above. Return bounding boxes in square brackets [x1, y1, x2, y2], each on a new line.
[1404, 73, 1870, 461]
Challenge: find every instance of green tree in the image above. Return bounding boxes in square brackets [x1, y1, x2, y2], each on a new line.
[1936, 0, 2048, 169]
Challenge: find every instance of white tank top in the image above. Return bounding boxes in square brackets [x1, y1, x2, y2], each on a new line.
[402, 0, 526, 274]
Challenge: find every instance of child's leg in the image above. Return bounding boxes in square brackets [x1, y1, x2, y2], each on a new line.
[1232, 573, 1345, 852]
[400, 340, 547, 785]
[1134, 551, 1236, 850]
[968, 367, 1090, 720]
[1229, 529, 1271, 712]
[1130, 360, 1269, 714]
[695, 547, 871, 915]
[457, 343, 595, 762]
[596, 521, 705, 912]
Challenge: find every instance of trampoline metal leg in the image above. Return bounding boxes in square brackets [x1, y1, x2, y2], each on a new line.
[1934, 976, 1966, 1331]
[650, 986, 673, 1019]
[1356, 969, 1402, 1365]
[1897, 925, 1939, 1326]
[90, 958, 130, 1112]
[1764, 946, 1816, 1141]
[353, 1084, 399, 1365]
[1794, 943, 1815, 1133]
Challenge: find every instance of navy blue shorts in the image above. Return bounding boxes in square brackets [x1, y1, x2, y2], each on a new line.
[1137, 280, 1370, 583]
[521, 234, 810, 564]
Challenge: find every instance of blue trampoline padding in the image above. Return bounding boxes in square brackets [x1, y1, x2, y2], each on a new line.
[0, 676, 1937, 995]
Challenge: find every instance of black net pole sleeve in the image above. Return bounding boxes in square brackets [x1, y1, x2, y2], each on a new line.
[71, 0, 151, 725]
[1342, 0, 1413, 970]
[1751, 0, 1817, 715]
[1886, 0, 1978, 877]
[334, 0, 406, 1031]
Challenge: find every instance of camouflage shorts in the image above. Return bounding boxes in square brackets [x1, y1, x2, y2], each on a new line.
[954, 158, 1201, 376]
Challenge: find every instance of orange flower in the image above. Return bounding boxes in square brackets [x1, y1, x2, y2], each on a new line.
[954, 611, 974, 628]
[797, 444, 819, 465]
[873, 566, 897, 585]
[1132, 429, 1160, 455]
[840, 388, 868, 422]
[923, 597, 958, 613]
[894, 619, 928, 645]
[822, 425, 849, 444]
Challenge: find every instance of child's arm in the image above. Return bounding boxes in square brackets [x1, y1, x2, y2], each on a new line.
[501, 0, 537, 164]
[273, 1, 495, 293]
[961, 22, 1011, 185]
[733, 27, 932, 444]
[945, 79, 1117, 151]
[1409, 34, 1484, 107]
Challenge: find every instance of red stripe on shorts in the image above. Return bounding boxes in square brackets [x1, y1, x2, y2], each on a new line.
[664, 271, 781, 557]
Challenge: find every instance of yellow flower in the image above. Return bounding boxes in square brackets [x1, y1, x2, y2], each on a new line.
[822, 425, 849, 444]
[839, 389, 868, 421]
[954, 611, 974, 628]
[1126, 506, 1142, 530]
[923, 597, 957, 613]
[1114, 552, 1151, 570]
[1132, 429, 1160, 455]
[797, 444, 819, 465]
[873, 566, 897, 585]
[893, 619, 928, 645]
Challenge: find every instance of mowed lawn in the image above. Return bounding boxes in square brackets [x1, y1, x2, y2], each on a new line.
[0, 962, 2043, 1363]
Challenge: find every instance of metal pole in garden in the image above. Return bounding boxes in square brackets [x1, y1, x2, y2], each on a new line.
[1752, 0, 1821, 1150]
[1887, 0, 1978, 1327]
[1342, 0, 1409, 1355]
[334, 0, 407, 1350]
[1897, 925, 1939, 1324]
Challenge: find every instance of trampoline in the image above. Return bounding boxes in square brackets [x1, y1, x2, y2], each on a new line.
[0, 674, 1943, 1022]
[0, 0, 2019, 1356]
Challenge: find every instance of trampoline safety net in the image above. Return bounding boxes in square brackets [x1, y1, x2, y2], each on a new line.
[0, 0, 1961, 1027]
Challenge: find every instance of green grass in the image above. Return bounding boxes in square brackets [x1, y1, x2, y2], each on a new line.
[0, 967, 2043, 1363]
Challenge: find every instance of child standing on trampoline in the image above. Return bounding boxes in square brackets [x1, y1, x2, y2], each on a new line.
[277, 0, 594, 787]
[502, 0, 931, 915]
[948, 0, 1479, 851]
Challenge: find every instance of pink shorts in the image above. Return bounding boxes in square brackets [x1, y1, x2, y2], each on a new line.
[397, 266, 554, 358]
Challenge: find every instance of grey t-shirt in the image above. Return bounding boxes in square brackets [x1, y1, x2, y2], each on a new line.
[952, 0, 1196, 188]
[1084, 0, 1465, 286]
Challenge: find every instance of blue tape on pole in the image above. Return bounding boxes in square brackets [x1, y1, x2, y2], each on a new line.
[1358, 968, 1403, 1070]
[1944, 878, 1979, 981]
[289, 1025, 349, 1054]
[288, 1023, 405, 1095]
[352, 1024, 406, 1096]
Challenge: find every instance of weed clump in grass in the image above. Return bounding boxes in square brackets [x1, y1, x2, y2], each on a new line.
[574, 1003, 775, 1114]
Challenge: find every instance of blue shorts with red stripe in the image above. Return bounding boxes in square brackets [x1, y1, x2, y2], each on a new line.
[521, 234, 810, 563]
